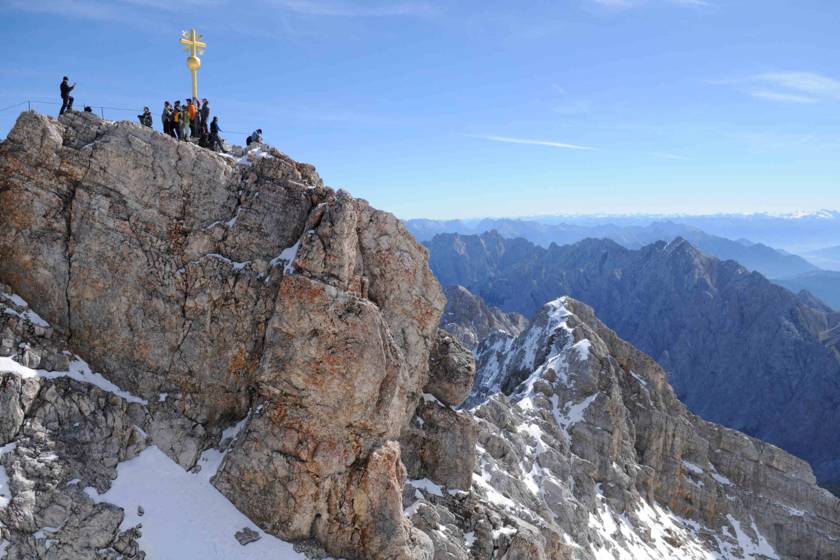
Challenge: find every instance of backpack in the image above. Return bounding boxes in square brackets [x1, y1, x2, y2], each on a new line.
[174, 111, 180, 123]
[246, 136, 252, 146]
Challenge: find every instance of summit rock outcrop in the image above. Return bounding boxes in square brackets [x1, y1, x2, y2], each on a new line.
[0, 111, 449, 559]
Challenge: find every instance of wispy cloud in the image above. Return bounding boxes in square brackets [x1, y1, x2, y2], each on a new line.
[669, 0, 711, 6]
[587, 0, 712, 10]
[649, 151, 690, 160]
[733, 130, 840, 153]
[752, 72, 840, 100]
[552, 100, 593, 115]
[476, 135, 594, 151]
[716, 71, 840, 104]
[589, 0, 639, 8]
[549, 85, 593, 115]
[270, 0, 437, 17]
[749, 90, 818, 104]
[2, 0, 139, 23]
[0, 0, 219, 26]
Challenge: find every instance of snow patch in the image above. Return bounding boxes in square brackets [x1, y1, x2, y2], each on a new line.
[408, 478, 444, 497]
[682, 460, 705, 475]
[464, 531, 475, 547]
[630, 371, 648, 387]
[206, 252, 250, 271]
[472, 462, 516, 509]
[85, 446, 305, 559]
[718, 515, 780, 560]
[572, 339, 591, 361]
[0, 356, 147, 405]
[1, 292, 49, 328]
[552, 393, 597, 430]
[0, 442, 17, 507]
[270, 240, 300, 274]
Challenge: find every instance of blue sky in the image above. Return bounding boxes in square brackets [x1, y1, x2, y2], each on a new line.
[1, 0, 838, 219]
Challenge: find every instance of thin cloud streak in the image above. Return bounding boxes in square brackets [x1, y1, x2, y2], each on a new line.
[752, 72, 840, 100]
[669, 0, 711, 6]
[713, 71, 840, 104]
[749, 90, 818, 104]
[2, 0, 140, 23]
[586, 0, 712, 10]
[649, 151, 690, 160]
[477, 135, 594, 151]
[270, 0, 437, 17]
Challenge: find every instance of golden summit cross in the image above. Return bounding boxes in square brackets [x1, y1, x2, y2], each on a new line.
[180, 29, 207, 99]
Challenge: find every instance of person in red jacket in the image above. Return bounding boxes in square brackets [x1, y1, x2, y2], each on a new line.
[187, 99, 198, 138]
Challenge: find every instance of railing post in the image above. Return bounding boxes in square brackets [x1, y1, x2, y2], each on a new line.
[100, 107, 105, 119]
[27, 100, 31, 111]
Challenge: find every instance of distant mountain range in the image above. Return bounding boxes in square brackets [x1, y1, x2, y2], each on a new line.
[406, 218, 820, 280]
[413, 210, 840, 254]
[424, 231, 840, 483]
[803, 245, 840, 271]
[777, 270, 840, 310]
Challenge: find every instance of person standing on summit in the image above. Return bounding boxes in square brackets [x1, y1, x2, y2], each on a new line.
[137, 107, 153, 128]
[162, 102, 173, 136]
[187, 98, 198, 138]
[199, 99, 210, 135]
[209, 116, 226, 153]
[59, 76, 76, 115]
[180, 100, 190, 141]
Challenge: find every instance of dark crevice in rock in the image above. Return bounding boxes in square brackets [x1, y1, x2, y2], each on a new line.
[62, 160, 92, 345]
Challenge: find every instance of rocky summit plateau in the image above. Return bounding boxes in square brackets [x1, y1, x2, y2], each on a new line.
[0, 110, 837, 559]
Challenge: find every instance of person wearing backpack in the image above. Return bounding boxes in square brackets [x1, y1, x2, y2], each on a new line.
[246, 129, 263, 147]
[162, 102, 173, 135]
[199, 99, 210, 135]
[172, 101, 182, 139]
[180, 100, 190, 141]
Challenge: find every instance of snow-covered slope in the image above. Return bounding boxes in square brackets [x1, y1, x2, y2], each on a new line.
[0, 285, 315, 558]
[402, 297, 840, 559]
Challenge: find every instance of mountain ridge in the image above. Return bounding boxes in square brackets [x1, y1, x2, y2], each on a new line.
[425, 231, 840, 483]
[442, 296, 840, 559]
[406, 218, 820, 279]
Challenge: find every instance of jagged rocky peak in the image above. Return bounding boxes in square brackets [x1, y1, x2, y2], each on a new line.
[0, 110, 466, 559]
[426, 231, 840, 484]
[2, 110, 838, 560]
[415, 296, 840, 560]
[440, 284, 528, 350]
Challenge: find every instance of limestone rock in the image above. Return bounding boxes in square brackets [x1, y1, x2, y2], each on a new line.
[400, 396, 478, 490]
[0, 111, 444, 559]
[234, 527, 260, 546]
[425, 329, 476, 407]
[454, 297, 840, 559]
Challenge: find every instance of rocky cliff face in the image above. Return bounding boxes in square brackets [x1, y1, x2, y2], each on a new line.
[419, 297, 839, 559]
[440, 285, 528, 351]
[0, 111, 456, 559]
[425, 231, 840, 483]
[2, 111, 839, 559]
